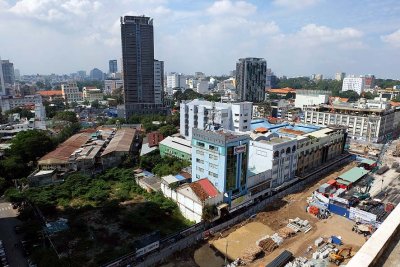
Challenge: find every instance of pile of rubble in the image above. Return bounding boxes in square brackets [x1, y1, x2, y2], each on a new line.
[277, 227, 296, 239]
[241, 246, 263, 264]
[285, 257, 315, 267]
[258, 238, 278, 252]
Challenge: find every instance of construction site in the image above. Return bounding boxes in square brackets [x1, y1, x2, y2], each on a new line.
[199, 139, 400, 267]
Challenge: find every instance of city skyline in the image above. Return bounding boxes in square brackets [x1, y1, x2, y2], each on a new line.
[0, 0, 399, 78]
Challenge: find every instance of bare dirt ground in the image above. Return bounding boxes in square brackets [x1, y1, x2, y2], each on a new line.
[250, 215, 366, 267]
[209, 161, 364, 266]
[211, 222, 274, 260]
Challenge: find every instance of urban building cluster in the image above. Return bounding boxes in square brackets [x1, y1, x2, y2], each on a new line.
[29, 127, 139, 186]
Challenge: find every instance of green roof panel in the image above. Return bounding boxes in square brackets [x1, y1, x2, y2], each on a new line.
[338, 167, 369, 183]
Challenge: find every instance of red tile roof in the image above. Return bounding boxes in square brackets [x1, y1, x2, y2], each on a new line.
[37, 90, 63, 96]
[391, 101, 400, 107]
[189, 178, 219, 201]
[267, 87, 296, 94]
[147, 131, 164, 147]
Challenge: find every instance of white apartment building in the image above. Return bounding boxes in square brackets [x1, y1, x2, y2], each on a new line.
[342, 77, 365, 95]
[166, 72, 187, 94]
[61, 82, 82, 103]
[104, 79, 123, 94]
[248, 133, 298, 188]
[180, 99, 252, 140]
[303, 99, 394, 142]
[295, 90, 331, 108]
[196, 80, 209, 94]
[82, 87, 103, 102]
[0, 94, 43, 113]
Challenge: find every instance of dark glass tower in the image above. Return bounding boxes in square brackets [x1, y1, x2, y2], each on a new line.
[121, 16, 159, 118]
[109, 59, 118, 73]
[235, 58, 267, 102]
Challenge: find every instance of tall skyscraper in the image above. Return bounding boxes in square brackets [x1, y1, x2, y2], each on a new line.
[154, 60, 164, 105]
[0, 57, 5, 96]
[109, 60, 118, 73]
[1, 59, 15, 85]
[121, 15, 165, 118]
[235, 58, 267, 102]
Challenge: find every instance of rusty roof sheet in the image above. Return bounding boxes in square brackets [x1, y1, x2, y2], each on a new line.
[189, 178, 219, 201]
[38, 132, 91, 165]
[101, 128, 136, 156]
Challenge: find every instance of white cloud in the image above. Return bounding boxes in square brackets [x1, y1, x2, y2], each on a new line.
[207, 0, 257, 16]
[9, 0, 102, 21]
[273, 0, 320, 9]
[381, 29, 400, 48]
[294, 24, 363, 47]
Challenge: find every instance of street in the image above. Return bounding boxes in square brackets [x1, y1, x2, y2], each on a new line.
[0, 200, 27, 267]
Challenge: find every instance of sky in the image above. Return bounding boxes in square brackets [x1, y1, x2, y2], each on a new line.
[0, 0, 399, 78]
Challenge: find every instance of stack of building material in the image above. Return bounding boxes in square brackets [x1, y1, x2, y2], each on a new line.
[241, 246, 263, 264]
[258, 238, 278, 253]
[307, 206, 319, 216]
[314, 237, 324, 247]
[271, 233, 284, 246]
[278, 227, 296, 239]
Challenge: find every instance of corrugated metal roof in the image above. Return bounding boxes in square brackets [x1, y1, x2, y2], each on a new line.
[338, 167, 369, 183]
[101, 128, 136, 156]
[159, 136, 191, 155]
[38, 133, 91, 165]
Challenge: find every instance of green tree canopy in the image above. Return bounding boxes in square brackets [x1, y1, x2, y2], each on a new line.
[54, 111, 78, 123]
[10, 130, 55, 163]
[158, 125, 177, 137]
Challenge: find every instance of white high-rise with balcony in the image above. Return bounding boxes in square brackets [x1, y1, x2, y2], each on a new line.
[180, 99, 252, 140]
[342, 77, 365, 95]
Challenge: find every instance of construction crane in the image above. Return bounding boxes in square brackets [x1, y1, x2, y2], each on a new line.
[329, 247, 353, 266]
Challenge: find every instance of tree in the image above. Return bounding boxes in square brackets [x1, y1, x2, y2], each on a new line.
[158, 125, 177, 137]
[339, 90, 360, 102]
[10, 130, 55, 163]
[0, 177, 7, 195]
[0, 155, 28, 180]
[54, 111, 78, 123]
[91, 100, 100, 109]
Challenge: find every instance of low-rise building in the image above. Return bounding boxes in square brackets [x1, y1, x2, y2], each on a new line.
[38, 132, 92, 172]
[303, 98, 394, 142]
[159, 135, 192, 161]
[295, 126, 347, 177]
[0, 94, 43, 113]
[101, 128, 139, 169]
[295, 90, 331, 108]
[37, 90, 64, 102]
[134, 169, 161, 192]
[82, 87, 103, 102]
[172, 178, 223, 223]
[249, 132, 298, 188]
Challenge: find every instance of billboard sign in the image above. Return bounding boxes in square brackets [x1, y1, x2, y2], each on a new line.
[234, 144, 246, 154]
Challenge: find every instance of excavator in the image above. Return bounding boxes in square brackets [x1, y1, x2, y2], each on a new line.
[329, 247, 353, 266]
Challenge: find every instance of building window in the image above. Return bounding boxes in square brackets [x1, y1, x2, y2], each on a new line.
[196, 150, 204, 155]
[196, 158, 204, 164]
[208, 171, 218, 178]
[209, 154, 218, 160]
[209, 145, 218, 152]
[196, 166, 204, 172]
[210, 163, 218, 169]
[197, 141, 205, 147]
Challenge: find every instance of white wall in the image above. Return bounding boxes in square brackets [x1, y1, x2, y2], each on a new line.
[295, 93, 329, 108]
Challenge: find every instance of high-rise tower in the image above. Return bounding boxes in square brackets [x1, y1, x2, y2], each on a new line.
[235, 58, 267, 102]
[109, 60, 118, 73]
[121, 16, 164, 118]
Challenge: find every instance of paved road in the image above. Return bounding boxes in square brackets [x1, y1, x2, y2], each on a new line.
[0, 201, 27, 267]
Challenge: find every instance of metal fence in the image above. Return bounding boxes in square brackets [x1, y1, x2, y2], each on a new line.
[106, 154, 353, 267]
